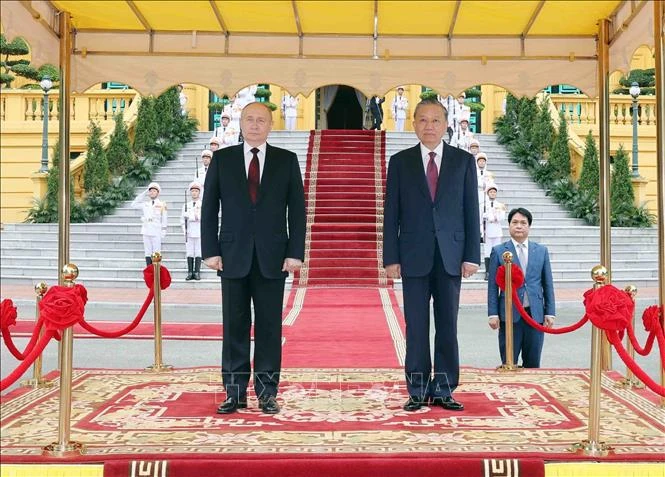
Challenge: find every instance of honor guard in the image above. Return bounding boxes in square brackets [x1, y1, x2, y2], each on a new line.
[131, 182, 168, 265]
[209, 137, 222, 153]
[282, 94, 298, 131]
[197, 149, 213, 186]
[482, 183, 506, 280]
[476, 152, 495, 242]
[452, 115, 474, 152]
[181, 181, 203, 281]
[213, 112, 231, 140]
[469, 138, 481, 158]
[391, 87, 409, 132]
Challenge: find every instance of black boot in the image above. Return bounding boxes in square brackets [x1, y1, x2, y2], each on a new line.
[194, 257, 201, 280]
[484, 258, 490, 281]
[145, 256, 152, 266]
[185, 257, 194, 281]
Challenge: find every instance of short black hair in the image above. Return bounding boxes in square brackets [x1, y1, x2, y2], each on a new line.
[414, 98, 448, 119]
[508, 207, 533, 226]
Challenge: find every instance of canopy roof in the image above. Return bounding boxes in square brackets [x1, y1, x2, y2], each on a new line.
[1, 1, 658, 96]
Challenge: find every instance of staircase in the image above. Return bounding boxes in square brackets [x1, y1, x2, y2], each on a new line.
[385, 132, 659, 289]
[0, 131, 310, 289]
[0, 131, 659, 291]
[296, 130, 388, 287]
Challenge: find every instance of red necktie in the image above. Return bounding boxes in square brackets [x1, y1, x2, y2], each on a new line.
[426, 151, 438, 201]
[248, 147, 260, 204]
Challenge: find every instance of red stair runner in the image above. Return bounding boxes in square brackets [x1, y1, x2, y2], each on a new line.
[296, 130, 389, 287]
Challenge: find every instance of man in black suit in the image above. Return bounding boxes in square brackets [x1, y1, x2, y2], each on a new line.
[369, 95, 385, 130]
[383, 98, 480, 412]
[201, 102, 306, 415]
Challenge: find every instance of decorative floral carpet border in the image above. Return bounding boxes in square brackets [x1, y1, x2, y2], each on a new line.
[1, 367, 663, 462]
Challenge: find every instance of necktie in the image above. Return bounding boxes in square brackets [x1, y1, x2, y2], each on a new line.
[426, 151, 438, 201]
[151, 200, 154, 205]
[491, 201, 494, 207]
[248, 147, 260, 204]
[518, 243, 529, 307]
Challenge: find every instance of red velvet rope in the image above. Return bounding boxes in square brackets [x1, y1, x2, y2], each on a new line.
[495, 265, 589, 334]
[38, 286, 87, 339]
[78, 290, 154, 338]
[606, 329, 665, 396]
[143, 265, 172, 290]
[0, 330, 56, 391]
[1, 299, 47, 361]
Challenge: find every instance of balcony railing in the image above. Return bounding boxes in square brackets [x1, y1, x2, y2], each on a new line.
[550, 93, 657, 127]
[0, 89, 136, 123]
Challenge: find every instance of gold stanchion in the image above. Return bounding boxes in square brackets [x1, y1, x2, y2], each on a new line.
[21, 282, 53, 389]
[571, 265, 613, 456]
[618, 285, 644, 389]
[497, 251, 520, 372]
[146, 252, 172, 372]
[43, 264, 85, 457]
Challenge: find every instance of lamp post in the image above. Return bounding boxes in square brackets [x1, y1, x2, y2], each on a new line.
[629, 81, 641, 177]
[39, 76, 53, 173]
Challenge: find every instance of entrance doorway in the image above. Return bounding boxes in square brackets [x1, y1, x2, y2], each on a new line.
[317, 85, 366, 129]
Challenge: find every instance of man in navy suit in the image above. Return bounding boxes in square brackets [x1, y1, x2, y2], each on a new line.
[201, 102, 306, 415]
[487, 207, 556, 368]
[383, 98, 480, 412]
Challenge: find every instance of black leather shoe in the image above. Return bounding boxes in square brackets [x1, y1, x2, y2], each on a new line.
[403, 396, 426, 412]
[258, 396, 280, 414]
[430, 396, 464, 411]
[216, 396, 247, 414]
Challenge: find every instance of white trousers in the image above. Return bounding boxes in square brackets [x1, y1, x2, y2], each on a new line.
[143, 235, 161, 257]
[185, 237, 201, 257]
[484, 236, 502, 258]
[285, 117, 296, 131]
[395, 118, 405, 132]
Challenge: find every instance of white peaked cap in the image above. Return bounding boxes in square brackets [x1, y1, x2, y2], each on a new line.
[188, 180, 203, 191]
[147, 182, 161, 192]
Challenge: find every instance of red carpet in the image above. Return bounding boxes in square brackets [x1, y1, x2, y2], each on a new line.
[296, 130, 390, 287]
[2, 320, 224, 341]
[104, 456, 544, 477]
[282, 288, 404, 368]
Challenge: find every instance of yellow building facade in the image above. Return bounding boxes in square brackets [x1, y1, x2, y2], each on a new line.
[0, 48, 658, 223]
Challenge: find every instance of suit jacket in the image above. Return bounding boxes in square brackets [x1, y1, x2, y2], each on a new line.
[201, 143, 306, 279]
[487, 240, 555, 323]
[383, 142, 480, 277]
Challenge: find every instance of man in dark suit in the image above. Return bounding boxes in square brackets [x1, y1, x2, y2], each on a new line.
[383, 98, 480, 412]
[201, 102, 306, 415]
[487, 207, 555, 368]
[369, 95, 385, 130]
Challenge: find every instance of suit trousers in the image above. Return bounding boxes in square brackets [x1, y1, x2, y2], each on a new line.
[221, 248, 285, 399]
[497, 307, 545, 368]
[402, 244, 462, 399]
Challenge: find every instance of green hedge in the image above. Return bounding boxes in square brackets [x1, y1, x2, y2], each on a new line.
[495, 94, 654, 227]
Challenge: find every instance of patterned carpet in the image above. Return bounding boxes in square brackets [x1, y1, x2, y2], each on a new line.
[1, 367, 663, 462]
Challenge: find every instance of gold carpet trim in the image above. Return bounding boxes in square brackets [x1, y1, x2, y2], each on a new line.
[299, 131, 321, 287]
[379, 288, 406, 365]
[282, 287, 306, 326]
[373, 130, 387, 287]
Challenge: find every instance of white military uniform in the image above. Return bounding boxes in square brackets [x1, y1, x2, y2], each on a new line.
[282, 94, 298, 131]
[476, 160, 495, 240]
[391, 93, 409, 132]
[483, 192, 506, 258]
[447, 98, 471, 140]
[131, 186, 168, 258]
[452, 123, 474, 152]
[180, 197, 202, 257]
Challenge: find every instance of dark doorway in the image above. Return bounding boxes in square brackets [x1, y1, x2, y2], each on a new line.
[327, 86, 363, 129]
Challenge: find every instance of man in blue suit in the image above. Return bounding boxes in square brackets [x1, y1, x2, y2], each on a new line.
[487, 207, 556, 368]
[383, 98, 480, 412]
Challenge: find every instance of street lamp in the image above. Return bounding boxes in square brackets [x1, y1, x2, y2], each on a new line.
[629, 81, 641, 177]
[39, 75, 53, 173]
